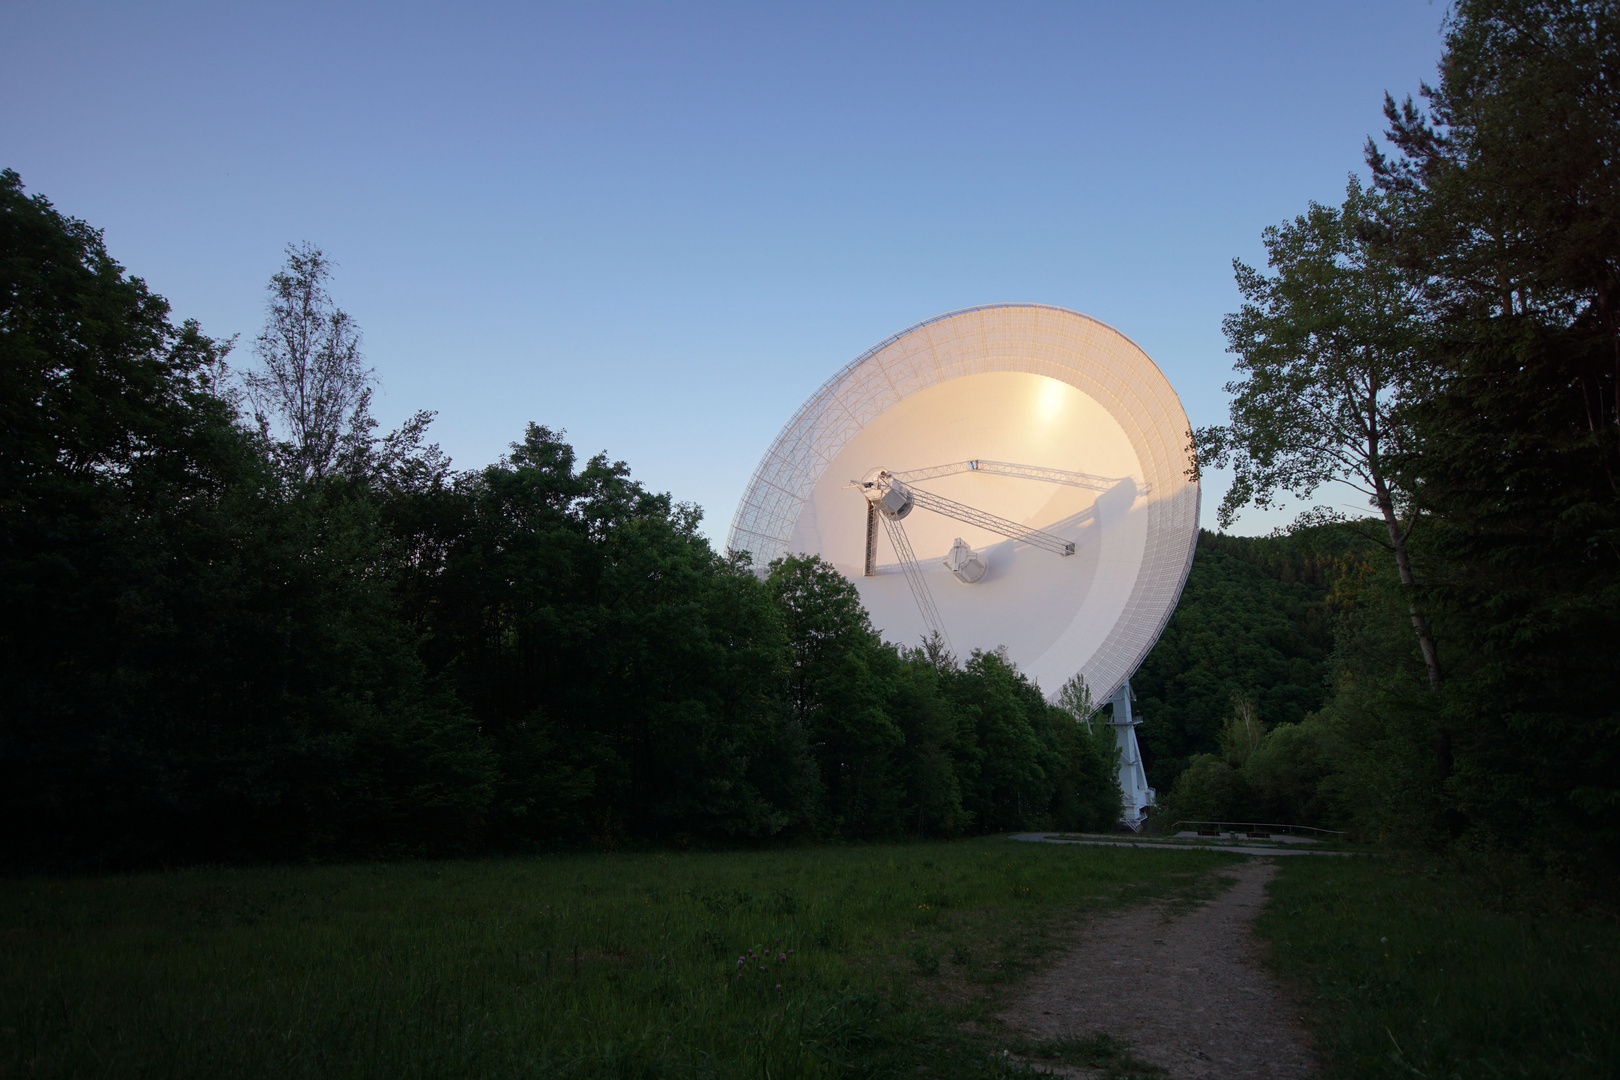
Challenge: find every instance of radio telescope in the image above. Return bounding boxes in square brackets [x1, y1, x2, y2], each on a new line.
[727, 304, 1199, 826]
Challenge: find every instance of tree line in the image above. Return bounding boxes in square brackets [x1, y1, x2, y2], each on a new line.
[1180, 0, 1618, 882]
[0, 180, 1120, 869]
[6, 0, 1614, 883]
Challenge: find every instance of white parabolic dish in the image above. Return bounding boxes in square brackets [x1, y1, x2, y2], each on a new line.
[727, 304, 1200, 704]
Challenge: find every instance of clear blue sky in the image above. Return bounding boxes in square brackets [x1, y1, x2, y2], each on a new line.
[3, 1, 1448, 539]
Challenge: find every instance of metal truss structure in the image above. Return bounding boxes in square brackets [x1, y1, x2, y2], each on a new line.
[855, 470, 1076, 557]
[890, 459, 1149, 495]
[726, 303, 1200, 713]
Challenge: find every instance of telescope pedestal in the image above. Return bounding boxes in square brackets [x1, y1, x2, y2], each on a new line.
[1106, 680, 1156, 831]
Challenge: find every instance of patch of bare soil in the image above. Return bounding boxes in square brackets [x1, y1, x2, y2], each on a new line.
[996, 859, 1314, 1079]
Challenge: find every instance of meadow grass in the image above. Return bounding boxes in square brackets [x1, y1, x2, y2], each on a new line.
[1257, 855, 1620, 1079]
[0, 838, 1231, 1079]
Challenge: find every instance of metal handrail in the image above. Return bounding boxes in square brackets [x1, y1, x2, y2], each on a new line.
[1169, 820, 1344, 838]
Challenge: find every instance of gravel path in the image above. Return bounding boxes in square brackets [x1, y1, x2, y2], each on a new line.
[997, 859, 1315, 1079]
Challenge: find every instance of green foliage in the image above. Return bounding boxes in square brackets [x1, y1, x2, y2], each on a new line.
[759, 558, 1120, 839]
[1158, 755, 1247, 824]
[0, 840, 1231, 1079]
[1202, 176, 1429, 535]
[1158, 717, 1343, 830]
[244, 242, 373, 480]
[1217, 693, 1265, 766]
[1043, 701, 1124, 834]
[390, 425, 821, 847]
[1, 172, 1122, 866]
[1132, 530, 1348, 790]
[767, 554, 899, 835]
[1370, 0, 1620, 334]
[883, 650, 971, 837]
[1155, 551, 1451, 838]
[1202, 171, 1446, 687]
[1054, 672, 1095, 729]
[1257, 855, 1620, 1079]
[1239, 719, 1341, 827]
[1360, 0, 1620, 873]
[0, 171, 491, 867]
[1173, 3, 1620, 881]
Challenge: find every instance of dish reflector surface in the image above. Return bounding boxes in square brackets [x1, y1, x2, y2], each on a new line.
[728, 304, 1199, 702]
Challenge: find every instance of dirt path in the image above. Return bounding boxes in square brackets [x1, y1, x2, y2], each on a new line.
[996, 859, 1314, 1079]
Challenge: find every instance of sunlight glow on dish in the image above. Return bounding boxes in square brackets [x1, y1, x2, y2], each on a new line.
[1037, 375, 1067, 424]
[727, 304, 1199, 705]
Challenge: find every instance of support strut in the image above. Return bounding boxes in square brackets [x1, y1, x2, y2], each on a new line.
[903, 486, 1075, 556]
[864, 502, 878, 577]
[879, 513, 948, 651]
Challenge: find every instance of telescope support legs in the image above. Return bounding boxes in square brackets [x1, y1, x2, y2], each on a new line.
[1106, 680, 1157, 831]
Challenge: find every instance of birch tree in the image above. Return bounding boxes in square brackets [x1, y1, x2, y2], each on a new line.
[1198, 177, 1444, 687]
[245, 243, 374, 480]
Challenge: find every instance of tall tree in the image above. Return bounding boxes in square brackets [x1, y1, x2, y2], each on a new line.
[766, 554, 900, 833]
[1368, 0, 1619, 541]
[767, 554, 884, 728]
[1370, 0, 1620, 367]
[1055, 673, 1096, 732]
[1199, 178, 1443, 686]
[1, 174, 496, 867]
[1, 168, 240, 864]
[949, 649, 1048, 831]
[0, 169, 234, 504]
[1366, 0, 1620, 859]
[245, 243, 374, 480]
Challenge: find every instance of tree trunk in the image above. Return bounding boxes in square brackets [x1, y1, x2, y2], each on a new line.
[1373, 474, 1454, 819]
[1374, 476, 1443, 690]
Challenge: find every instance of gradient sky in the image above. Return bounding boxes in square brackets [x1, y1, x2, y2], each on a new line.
[3, 1, 1449, 540]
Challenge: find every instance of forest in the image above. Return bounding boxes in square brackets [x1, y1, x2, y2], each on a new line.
[3, 0, 1616, 892]
[1161, 0, 1620, 884]
[0, 186, 1120, 867]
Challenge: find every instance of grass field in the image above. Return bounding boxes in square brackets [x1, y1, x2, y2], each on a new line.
[7, 841, 1614, 1079]
[1257, 855, 1620, 1080]
[0, 839, 1228, 1079]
